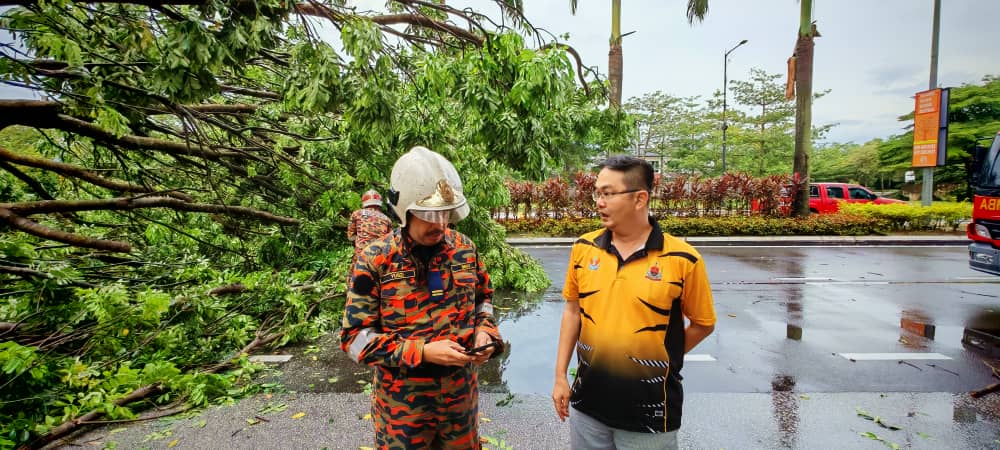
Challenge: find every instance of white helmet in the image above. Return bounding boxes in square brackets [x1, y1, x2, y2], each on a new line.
[388, 146, 469, 227]
[361, 189, 383, 208]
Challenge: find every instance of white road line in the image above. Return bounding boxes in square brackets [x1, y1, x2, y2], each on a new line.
[772, 277, 834, 282]
[684, 354, 716, 362]
[838, 352, 951, 361]
[955, 276, 1000, 282]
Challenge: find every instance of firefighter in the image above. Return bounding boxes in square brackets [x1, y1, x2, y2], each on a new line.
[340, 146, 503, 449]
[347, 189, 392, 261]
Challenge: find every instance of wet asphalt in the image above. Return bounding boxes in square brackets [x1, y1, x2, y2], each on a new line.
[61, 235, 1000, 450]
[61, 392, 1000, 449]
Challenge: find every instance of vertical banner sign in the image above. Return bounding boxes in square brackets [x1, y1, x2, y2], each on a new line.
[912, 88, 950, 167]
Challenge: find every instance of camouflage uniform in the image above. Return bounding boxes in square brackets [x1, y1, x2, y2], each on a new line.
[340, 227, 502, 450]
[347, 207, 392, 258]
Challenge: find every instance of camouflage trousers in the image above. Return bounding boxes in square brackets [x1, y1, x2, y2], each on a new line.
[371, 365, 480, 450]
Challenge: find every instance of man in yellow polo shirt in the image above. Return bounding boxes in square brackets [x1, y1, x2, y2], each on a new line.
[552, 155, 716, 449]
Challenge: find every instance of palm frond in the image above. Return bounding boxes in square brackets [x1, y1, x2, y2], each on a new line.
[687, 0, 709, 24]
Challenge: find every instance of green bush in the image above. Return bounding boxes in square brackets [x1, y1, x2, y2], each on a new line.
[501, 214, 895, 237]
[501, 201, 974, 238]
[499, 217, 603, 237]
[839, 201, 971, 231]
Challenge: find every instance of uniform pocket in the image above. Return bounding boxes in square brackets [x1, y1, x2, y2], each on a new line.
[451, 270, 476, 300]
[379, 269, 418, 331]
[449, 268, 477, 328]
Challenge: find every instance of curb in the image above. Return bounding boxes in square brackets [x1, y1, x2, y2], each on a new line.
[506, 235, 970, 247]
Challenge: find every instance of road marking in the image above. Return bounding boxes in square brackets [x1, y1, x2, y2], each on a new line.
[773, 277, 834, 282]
[685, 354, 716, 362]
[955, 276, 1000, 282]
[838, 352, 951, 361]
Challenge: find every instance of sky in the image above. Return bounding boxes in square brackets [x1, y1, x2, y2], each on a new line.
[508, 0, 1000, 145]
[4, 1, 999, 145]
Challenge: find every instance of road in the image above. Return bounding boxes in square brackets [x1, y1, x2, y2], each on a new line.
[64, 244, 1000, 450]
[496, 245, 1000, 395]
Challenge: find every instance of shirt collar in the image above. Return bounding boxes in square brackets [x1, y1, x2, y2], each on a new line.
[595, 216, 664, 253]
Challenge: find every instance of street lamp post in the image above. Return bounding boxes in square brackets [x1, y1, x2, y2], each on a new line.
[722, 39, 748, 174]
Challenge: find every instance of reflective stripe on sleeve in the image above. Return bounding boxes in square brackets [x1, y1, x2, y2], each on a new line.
[348, 327, 381, 362]
[476, 303, 493, 316]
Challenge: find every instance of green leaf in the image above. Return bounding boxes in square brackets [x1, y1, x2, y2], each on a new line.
[95, 108, 131, 139]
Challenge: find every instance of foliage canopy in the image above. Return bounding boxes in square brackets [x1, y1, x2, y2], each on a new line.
[0, 1, 628, 446]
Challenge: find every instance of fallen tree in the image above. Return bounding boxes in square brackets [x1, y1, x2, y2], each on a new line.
[0, 0, 620, 446]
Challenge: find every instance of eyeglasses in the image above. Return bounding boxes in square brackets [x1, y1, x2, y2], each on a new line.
[592, 189, 642, 202]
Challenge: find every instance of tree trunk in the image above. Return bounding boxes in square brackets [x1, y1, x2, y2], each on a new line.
[608, 0, 623, 109]
[609, 44, 623, 109]
[791, 1, 814, 217]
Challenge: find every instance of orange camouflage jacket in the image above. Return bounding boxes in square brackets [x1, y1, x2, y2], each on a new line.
[340, 227, 502, 376]
[347, 207, 392, 254]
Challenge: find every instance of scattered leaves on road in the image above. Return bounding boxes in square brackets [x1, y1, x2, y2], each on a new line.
[495, 393, 520, 407]
[856, 408, 901, 430]
[258, 402, 288, 415]
[860, 431, 900, 449]
[142, 428, 173, 442]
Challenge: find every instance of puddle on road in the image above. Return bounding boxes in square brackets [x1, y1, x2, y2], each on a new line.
[256, 289, 550, 394]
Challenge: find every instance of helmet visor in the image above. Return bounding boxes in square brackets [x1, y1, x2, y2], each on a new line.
[410, 209, 452, 225]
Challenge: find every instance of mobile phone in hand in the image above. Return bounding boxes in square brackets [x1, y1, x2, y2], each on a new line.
[464, 341, 499, 355]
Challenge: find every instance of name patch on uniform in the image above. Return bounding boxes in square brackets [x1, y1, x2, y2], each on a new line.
[381, 269, 415, 283]
[451, 262, 475, 273]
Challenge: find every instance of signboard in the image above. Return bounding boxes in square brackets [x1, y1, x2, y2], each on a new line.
[973, 195, 1000, 221]
[912, 88, 950, 168]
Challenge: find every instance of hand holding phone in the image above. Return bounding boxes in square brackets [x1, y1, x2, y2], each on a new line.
[464, 341, 499, 355]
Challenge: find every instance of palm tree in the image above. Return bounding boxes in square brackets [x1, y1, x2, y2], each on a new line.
[790, 0, 817, 217]
[570, 0, 709, 110]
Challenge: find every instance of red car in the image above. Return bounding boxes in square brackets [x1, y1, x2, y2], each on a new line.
[807, 182, 907, 214]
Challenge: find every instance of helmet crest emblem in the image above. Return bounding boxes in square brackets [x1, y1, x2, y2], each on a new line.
[418, 179, 456, 207]
[437, 179, 455, 203]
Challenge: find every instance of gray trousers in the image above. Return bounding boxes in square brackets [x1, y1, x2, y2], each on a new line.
[569, 407, 679, 450]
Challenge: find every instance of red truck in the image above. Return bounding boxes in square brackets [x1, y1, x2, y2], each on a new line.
[806, 182, 907, 214]
[968, 132, 1000, 275]
[964, 132, 1000, 360]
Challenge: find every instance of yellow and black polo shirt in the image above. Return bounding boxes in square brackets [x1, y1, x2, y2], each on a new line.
[562, 219, 716, 433]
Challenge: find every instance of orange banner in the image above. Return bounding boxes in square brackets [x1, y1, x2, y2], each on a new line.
[912, 89, 942, 167]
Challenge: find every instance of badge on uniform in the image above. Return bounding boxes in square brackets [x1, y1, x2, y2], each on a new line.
[645, 262, 662, 281]
[588, 256, 600, 271]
